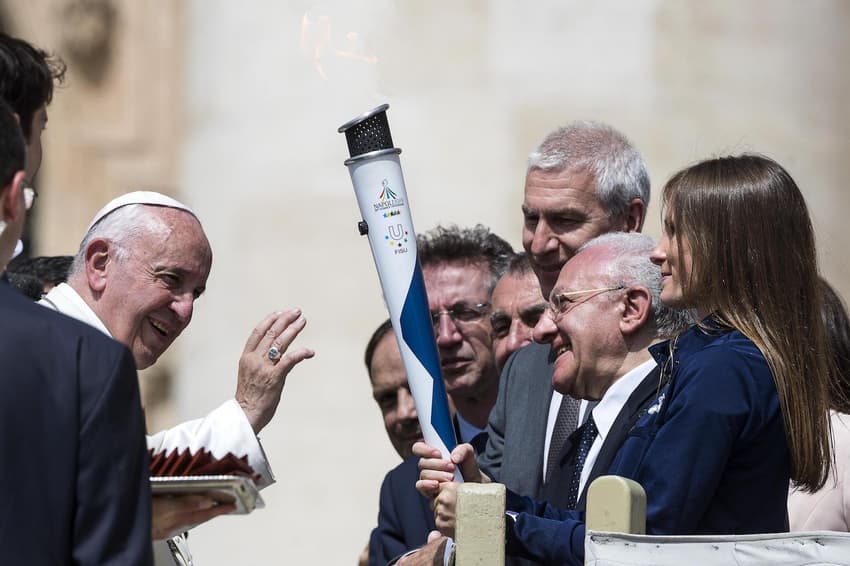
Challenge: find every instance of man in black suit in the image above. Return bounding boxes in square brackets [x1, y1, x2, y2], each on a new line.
[0, 101, 152, 563]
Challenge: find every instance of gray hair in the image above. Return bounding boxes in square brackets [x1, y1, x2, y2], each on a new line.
[577, 232, 693, 339]
[527, 121, 650, 220]
[69, 204, 175, 276]
[417, 224, 515, 293]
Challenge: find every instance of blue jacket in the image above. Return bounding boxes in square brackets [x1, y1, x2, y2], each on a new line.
[369, 456, 437, 565]
[505, 324, 791, 565]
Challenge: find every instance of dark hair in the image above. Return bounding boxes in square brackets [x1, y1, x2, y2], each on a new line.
[662, 153, 831, 491]
[7, 271, 43, 300]
[7, 254, 73, 287]
[0, 97, 25, 188]
[820, 278, 850, 414]
[364, 318, 394, 377]
[417, 224, 515, 292]
[0, 33, 65, 140]
[505, 252, 534, 276]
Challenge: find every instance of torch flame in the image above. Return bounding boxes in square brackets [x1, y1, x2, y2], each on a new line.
[300, 9, 378, 80]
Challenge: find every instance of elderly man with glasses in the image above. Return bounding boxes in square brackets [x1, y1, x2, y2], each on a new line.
[367, 224, 513, 566]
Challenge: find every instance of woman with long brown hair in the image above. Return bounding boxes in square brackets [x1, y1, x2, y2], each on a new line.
[649, 153, 832, 495]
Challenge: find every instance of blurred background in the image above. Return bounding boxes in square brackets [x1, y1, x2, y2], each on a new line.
[4, 0, 848, 563]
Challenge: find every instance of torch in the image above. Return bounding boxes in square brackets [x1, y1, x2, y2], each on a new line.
[339, 104, 461, 479]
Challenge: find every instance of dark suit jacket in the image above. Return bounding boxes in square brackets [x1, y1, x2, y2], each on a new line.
[540, 366, 660, 510]
[368, 456, 435, 566]
[0, 282, 152, 565]
[478, 343, 554, 498]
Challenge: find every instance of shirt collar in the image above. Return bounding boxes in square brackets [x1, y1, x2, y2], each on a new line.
[455, 411, 486, 445]
[39, 282, 112, 337]
[590, 358, 657, 443]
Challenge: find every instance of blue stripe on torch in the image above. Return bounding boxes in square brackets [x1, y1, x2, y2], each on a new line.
[399, 261, 457, 452]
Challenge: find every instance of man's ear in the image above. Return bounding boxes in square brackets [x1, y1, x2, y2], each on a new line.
[622, 197, 646, 233]
[619, 285, 651, 335]
[84, 238, 112, 293]
[0, 171, 26, 223]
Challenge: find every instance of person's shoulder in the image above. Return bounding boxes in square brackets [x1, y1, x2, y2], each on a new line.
[505, 342, 551, 372]
[390, 455, 420, 479]
[675, 327, 773, 393]
[0, 282, 125, 355]
[380, 456, 420, 495]
[683, 328, 765, 369]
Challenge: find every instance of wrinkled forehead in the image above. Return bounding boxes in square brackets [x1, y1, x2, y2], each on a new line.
[523, 166, 600, 202]
[423, 261, 491, 302]
[493, 270, 542, 310]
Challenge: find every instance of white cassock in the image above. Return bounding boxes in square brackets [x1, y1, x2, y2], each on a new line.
[40, 282, 275, 565]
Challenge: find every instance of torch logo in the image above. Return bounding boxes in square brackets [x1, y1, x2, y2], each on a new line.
[379, 178, 397, 201]
[374, 178, 405, 212]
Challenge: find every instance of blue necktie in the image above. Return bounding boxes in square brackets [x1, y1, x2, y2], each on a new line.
[566, 415, 598, 509]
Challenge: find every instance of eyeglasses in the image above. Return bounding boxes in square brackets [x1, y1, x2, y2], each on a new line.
[23, 187, 38, 210]
[546, 285, 626, 322]
[490, 304, 547, 338]
[431, 302, 490, 330]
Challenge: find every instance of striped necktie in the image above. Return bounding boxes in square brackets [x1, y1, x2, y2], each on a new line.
[545, 395, 580, 483]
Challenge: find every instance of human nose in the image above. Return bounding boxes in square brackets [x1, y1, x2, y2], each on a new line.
[650, 235, 668, 267]
[529, 219, 558, 257]
[507, 321, 533, 355]
[532, 309, 558, 344]
[171, 293, 195, 323]
[434, 312, 462, 347]
[397, 388, 418, 421]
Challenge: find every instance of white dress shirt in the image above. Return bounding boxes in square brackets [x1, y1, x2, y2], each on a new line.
[578, 358, 657, 495]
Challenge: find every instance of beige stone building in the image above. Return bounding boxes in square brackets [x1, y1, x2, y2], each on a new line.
[3, 1, 847, 564]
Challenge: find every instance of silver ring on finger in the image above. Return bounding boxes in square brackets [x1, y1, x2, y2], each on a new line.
[267, 346, 282, 361]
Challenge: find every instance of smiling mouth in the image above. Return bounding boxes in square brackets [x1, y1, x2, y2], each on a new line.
[549, 342, 571, 363]
[149, 318, 170, 337]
